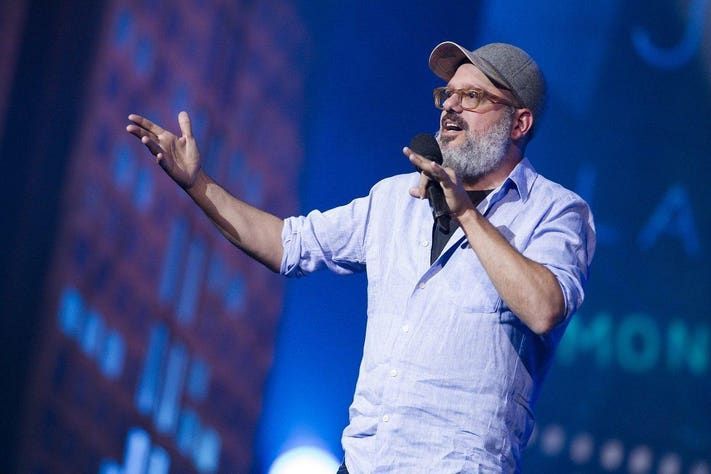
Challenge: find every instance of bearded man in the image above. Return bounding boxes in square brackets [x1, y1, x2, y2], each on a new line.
[127, 41, 596, 474]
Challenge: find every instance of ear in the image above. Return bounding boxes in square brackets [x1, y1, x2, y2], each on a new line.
[511, 108, 533, 141]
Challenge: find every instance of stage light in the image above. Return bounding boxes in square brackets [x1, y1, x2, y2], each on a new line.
[541, 424, 566, 456]
[570, 432, 594, 465]
[268, 446, 340, 474]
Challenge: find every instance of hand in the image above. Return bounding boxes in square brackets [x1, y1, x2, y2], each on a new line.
[403, 146, 473, 220]
[126, 111, 202, 190]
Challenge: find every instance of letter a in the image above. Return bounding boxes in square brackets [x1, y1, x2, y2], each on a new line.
[637, 184, 701, 256]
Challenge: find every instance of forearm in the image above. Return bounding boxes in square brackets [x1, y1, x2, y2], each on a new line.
[457, 208, 565, 335]
[186, 171, 284, 272]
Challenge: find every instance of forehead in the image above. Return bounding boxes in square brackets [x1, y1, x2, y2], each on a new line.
[447, 63, 499, 91]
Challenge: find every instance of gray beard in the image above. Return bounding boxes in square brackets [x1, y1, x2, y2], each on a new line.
[436, 110, 514, 182]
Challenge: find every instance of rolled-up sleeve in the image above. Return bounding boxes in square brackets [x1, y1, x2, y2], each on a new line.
[522, 195, 596, 319]
[280, 194, 372, 277]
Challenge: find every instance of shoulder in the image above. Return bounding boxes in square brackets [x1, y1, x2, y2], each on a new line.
[372, 171, 420, 190]
[368, 172, 421, 198]
[532, 173, 587, 207]
[518, 161, 595, 237]
[526, 169, 596, 253]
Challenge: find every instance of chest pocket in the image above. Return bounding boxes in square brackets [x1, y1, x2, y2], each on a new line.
[439, 238, 502, 313]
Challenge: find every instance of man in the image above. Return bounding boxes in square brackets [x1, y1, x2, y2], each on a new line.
[127, 41, 595, 473]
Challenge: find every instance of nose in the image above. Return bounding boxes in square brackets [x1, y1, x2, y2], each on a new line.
[443, 92, 463, 113]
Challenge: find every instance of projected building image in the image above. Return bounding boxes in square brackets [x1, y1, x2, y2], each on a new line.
[16, 0, 307, 472]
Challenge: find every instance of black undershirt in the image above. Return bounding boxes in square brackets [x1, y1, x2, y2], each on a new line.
[430, 190, 492, 264]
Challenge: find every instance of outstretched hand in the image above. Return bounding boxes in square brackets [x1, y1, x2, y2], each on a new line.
[126, 111, 202, 190]
[403, 146, 473, 220]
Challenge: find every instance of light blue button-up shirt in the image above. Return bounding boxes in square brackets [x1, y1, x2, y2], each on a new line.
[280, 158, 595, 473]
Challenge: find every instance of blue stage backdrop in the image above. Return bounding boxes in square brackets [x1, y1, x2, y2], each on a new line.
[1, 0, 709, 473]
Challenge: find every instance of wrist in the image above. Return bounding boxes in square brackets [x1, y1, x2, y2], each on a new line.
[454, 206, 480, 227]
[185, 169, 209, 196]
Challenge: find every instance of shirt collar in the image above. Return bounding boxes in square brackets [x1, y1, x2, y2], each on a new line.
[479, 158, 537, 213]
[506, 157, 536, 203]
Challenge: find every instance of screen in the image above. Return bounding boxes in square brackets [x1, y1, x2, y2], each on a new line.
[16, 0, 308, 472]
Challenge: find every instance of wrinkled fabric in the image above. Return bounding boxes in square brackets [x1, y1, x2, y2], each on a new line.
[281, 159, 595, 473]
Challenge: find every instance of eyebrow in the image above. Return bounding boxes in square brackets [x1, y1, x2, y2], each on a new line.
[446, 84, 497, 97]
[447, 79, 496, 92]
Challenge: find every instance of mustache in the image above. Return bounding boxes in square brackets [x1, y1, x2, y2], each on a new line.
[441, 113, 468, 131]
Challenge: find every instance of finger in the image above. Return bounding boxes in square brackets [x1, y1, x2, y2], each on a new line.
[128, 113, 167, 136]
[409, 186, 424, 199]
[178, 111, 193, 137]
[405, 149, 444, 183]
[126, 123, 159, 142]
[438, 166, 458, 188]
[410, 172, 429, 199]
[417, 171, 429, 188]
[402, 146, 455, 194]
[403, 146, 444, 176]
[403, 147, 432, 174]
[402, 146, 425, 166]
[141, 135, 164, 157]
[428, 161, 452, 184]
[155, 152, 169, 171]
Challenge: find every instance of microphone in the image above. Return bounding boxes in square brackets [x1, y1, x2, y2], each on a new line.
[409, 133, 451, 232]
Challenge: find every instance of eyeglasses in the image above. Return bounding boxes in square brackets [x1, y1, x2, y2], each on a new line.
[433, 87, 518, 111]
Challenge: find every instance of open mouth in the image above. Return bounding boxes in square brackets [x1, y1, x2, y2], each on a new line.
[441, 115, 466, 133]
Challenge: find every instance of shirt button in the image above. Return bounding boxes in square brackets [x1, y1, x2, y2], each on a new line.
[421, 239, 430, 247]
[418, 282, 426, 290]
[402, 324, 410, 333]
[390, 368, 398, 377]
[382, 414, 390, 423]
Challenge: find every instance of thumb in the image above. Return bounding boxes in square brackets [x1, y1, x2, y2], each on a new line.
[178, 111, 193, 137]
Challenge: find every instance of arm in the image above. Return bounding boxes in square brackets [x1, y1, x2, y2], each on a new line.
[126, 112, 284, 272]
[405, 148, 565, 335]
[455, 205, 564, 334]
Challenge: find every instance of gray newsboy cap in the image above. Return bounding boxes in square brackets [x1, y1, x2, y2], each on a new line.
[429, 41, 546, 121]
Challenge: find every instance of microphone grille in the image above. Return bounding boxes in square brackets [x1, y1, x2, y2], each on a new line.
[409, 133, 443, 164]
